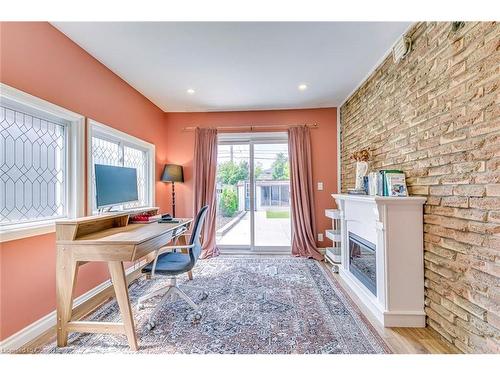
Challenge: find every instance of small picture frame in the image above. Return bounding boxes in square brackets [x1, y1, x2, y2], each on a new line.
[385, 172, 408, 197]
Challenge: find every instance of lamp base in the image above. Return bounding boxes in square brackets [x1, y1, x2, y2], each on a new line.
[172, 181, 176, 218]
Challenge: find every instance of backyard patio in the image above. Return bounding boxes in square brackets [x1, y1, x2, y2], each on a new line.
[216, 210, 291, 247]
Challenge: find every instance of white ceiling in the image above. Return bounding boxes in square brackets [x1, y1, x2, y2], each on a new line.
[52, 22, 411, 112]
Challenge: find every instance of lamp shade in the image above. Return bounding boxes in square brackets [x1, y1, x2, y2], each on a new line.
[161, 164, 184, 183]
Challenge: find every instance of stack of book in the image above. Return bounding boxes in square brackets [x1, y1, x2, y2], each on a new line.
[129, 213, 162, 224]
[367, 170, 408, 197]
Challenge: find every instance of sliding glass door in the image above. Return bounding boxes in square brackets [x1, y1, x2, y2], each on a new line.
[216, 133, 291, 252]
[253, 143, 291, 248]
[215, 143, 251, 247]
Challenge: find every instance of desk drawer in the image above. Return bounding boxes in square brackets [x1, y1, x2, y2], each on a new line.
[132, 231, 174, 261]
[67, 244, 136, 262]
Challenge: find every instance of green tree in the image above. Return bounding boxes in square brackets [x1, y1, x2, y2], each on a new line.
[239, 160, 249, 181]
[219, 187, 238, 217]
[254, 162, 263, 180]
[218, 160, 248, 185]
[272, 153, 289, 180]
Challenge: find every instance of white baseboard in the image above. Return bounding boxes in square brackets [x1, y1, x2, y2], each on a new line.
[0, 263, 142, 353]
[383, 311, 426, 327]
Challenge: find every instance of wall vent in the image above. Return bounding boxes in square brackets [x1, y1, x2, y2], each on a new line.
[392, 36, 412, 63]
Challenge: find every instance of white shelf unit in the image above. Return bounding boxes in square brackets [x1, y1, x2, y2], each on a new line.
[324, 208, 342, 272]
[325, 229, 341, 242]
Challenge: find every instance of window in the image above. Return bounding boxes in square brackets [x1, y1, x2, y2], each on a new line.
[0, 83, 85, 241]
[259, 185, 290, 207]
[87, 120, 154, 213]
[261, 186, 270, 206]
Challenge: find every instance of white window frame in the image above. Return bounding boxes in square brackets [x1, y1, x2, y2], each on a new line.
[0, 83, 85, 242]
[87, 119, 155, 214]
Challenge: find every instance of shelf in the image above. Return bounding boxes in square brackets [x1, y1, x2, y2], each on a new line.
[325, 245, 341, 254]
[325, 229, 341, 242]
[325, 249, 341, 265]
[325, 246, 341, 263]
[325, 208, 341, 219]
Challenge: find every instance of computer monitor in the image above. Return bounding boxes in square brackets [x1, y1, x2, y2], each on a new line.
[95, 164, 139, 209]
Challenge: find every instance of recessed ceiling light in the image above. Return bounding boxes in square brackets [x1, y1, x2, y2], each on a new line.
[298, 84, 308, 91]
[187, 88, 196, 95]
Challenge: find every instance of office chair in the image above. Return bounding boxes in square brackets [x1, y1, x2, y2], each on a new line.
[138, 205, 209, 330]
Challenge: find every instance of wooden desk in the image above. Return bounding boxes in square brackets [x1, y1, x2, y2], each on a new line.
[55, 210, 192, 351]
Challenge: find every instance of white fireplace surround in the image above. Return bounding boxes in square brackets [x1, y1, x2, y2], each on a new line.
[332, 194, 427, 327]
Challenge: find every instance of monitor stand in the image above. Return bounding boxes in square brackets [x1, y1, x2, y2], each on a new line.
[98, 206, 122, 214]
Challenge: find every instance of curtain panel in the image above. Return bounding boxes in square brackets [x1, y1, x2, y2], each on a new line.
[288, 126, 323, 260]
[193, 127, 220, 258]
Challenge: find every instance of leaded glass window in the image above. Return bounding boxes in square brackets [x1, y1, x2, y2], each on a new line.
[89, 124, 151, 211]
[0, 104, 68, 226]
[123, 145, 147, 209]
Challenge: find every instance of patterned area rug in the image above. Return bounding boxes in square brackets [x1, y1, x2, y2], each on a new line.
[38, 256, 390, 354]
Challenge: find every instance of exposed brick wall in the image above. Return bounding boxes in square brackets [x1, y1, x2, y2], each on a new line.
[340, 22, 499, 353]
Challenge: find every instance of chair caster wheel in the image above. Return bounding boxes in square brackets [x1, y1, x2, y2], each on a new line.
[146, 321, 155, 331]
[191, 312, 202, 324]
[192, 312, 202, 323]
[200, 292, 209, 300]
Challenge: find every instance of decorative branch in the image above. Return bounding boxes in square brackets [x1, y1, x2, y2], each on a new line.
[351, 148, 371, 162]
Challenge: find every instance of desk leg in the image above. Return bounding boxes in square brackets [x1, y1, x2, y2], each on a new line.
[108, 261, 138, 351]
[56, 250, 80, 347]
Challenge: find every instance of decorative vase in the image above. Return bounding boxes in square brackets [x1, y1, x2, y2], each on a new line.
[355, 161, 369, 190]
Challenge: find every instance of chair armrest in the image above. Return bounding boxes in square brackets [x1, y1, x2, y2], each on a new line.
[158, 243, 194, 253]
[160, 244, 195, 249]
[174, 232, 191, 240]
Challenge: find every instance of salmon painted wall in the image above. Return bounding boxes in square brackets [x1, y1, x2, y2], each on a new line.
[0, 22, 170, 340]
[164, 108, 338, 248]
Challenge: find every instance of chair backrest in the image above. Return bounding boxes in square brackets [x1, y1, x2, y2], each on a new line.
[188, 205, 209, 264]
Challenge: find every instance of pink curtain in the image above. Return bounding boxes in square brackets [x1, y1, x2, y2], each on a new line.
[288, 126, 324, 260]
[193, 127, 220, 258]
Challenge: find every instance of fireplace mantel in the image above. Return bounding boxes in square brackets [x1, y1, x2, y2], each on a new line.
[332, 194, 427, 327]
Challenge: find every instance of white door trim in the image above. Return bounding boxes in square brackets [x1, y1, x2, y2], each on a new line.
[217, 132, 291, 252]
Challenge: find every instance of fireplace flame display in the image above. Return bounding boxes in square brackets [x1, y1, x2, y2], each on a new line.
[348, 232, 377, 296]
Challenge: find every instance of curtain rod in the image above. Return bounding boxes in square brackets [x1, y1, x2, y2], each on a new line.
[181, 123, 319, 132]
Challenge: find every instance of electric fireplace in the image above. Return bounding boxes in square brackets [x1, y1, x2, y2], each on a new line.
[333, 194, 426, 327]
[348, 232, 377, 296]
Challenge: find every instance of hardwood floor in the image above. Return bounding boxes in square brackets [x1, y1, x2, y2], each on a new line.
[320, 262, 460, 354]
[19, 256, 460, 354]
